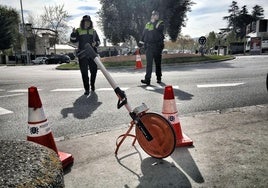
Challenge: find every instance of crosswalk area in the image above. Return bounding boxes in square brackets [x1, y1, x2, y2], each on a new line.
[0, 82, 245, 116]
[0, 86, 176, 116]
[0, 85, 180, 95]
[0, 82, 245, 99]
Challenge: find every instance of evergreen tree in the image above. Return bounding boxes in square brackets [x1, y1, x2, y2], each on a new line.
[0, 5, 20, 51]
[98, 0, 194, 44]
[251, 5, 264, 22]
[206, 31, 217, 51]
[236, 5, 253, 38]
[0, 14, 12, 50]
[223, 1, 265, 40]
[223, 1, 240, 33]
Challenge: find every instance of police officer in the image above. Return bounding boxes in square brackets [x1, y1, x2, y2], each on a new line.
[70, 15, 100, 95]
[140, 10, 164, 85]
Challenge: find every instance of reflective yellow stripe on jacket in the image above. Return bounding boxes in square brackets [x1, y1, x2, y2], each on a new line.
[145, 20, 163, 31]
[77, 28, 95, 35]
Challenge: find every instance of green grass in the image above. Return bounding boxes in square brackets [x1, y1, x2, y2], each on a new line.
[56, 62, 80, 70]
[162, 55, 233, 64]
[56, 55, 234, 70]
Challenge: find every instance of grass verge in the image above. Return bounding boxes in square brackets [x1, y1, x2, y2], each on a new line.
[56, 54, 234, 70]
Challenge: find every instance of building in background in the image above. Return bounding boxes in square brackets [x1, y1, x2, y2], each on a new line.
[246, 19, 268, 54]
[49, 44, 75, 55]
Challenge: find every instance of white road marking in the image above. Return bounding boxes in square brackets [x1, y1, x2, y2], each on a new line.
[51, 87, 129, 92]
[145, 85, 179, 90]
[0, 93, 24, 98]
[0, 107, 13, 115]
[172, 85, 179, 89]
[8, 89, 42, 92]
[197, 82, 244, 88]
[96, 88, 113, 91]
[8, 89, 28, 92]
[51, 88, 83, 92]
[145, 86, 155, 90]
[96, 87, 129, 91]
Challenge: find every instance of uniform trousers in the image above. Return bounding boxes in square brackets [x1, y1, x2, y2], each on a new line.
[145, 44, 163, 81]
[79, 57, 97, 91]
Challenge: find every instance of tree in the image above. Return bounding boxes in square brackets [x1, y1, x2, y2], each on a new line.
[41, 4, 70, 52]
[98, 0, 194, 44]
[0, 12, 12, 50]
[165, 34, 194, 52]
[236, 5, 253, 38]
[0, 5, 21, 53]
[223, 1, 240, 33]
[223, 1, 265, 39]
[164, 0, 193, 42]
[27, 13, 47, 56]
[176, 34, 194, 52]
[251, 5, 264, 22]
[206, 31, 217, 51]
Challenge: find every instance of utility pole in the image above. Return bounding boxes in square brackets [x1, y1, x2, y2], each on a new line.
[20, 0, 30, 64]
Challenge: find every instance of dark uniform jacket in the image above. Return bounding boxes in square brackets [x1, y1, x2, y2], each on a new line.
[70, 27, 100, 52]
[141, 20, 164, 48]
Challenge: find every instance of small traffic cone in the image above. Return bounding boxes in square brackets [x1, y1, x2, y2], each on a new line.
[162, 85, 193, 147]
[27, 86, 74, 168]
[135, 49, 143, 69]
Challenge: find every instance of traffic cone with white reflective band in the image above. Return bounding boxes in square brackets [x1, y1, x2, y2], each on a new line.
[162, 85, 193, 147]
[135, 49, 143, 69]
[27, 86, 74, 168]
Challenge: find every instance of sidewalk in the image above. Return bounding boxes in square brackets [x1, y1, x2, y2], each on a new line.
[57, 104, 268, 188]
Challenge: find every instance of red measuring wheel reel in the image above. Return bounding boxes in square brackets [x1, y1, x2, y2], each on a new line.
[80, 43, 176, 158]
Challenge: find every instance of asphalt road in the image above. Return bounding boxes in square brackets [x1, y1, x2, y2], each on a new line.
[0, 55, 267, 140]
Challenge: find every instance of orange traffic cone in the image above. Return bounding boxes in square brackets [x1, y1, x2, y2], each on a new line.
[27, 86, 74, 168]
[162, 85, 193, 147]
[135, 49, 143, 69]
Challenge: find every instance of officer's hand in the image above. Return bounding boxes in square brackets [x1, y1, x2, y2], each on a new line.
[92, 41, 96, 47]
[150, 17, 156, 23]
[138, 41, 144, 48]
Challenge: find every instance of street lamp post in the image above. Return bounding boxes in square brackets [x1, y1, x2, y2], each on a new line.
[20, 0, 30, 64]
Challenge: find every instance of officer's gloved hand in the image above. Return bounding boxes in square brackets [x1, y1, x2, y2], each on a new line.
[72, 27, 76, 33]
[150, 17, 156, 23]
[138, 41, 144, 48]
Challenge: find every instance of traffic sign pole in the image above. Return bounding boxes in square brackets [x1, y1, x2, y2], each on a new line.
[198, 36, 207, 56]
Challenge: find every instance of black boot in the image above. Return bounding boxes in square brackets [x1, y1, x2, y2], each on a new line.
[84, 90, 90, 95]
[157, 77, 161, 83]
[141, 79, 150, 86]
[91, 85, 95, 92]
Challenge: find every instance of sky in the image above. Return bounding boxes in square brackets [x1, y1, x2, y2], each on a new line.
[1, 0, 268, 41]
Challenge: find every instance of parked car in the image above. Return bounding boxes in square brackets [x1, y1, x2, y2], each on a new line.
[45, 55, 70, 64]
[32, 57, 48, 64]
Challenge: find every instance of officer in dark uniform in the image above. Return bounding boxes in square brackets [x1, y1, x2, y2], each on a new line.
[140, 10, 164, 85]
[70, 15, 100, 95]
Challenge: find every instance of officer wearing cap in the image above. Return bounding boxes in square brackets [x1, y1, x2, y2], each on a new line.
[140, 10, 164, 85]
[70, 15, 101, 95]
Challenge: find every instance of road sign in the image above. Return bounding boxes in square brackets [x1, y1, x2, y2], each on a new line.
[199, 36, 207, 45]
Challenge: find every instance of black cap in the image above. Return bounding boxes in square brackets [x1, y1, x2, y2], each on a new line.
[82, 15, 91, 21]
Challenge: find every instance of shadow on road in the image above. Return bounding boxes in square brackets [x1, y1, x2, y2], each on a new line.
[139, 82, 194, 101]
[61, 92, 102, 119]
